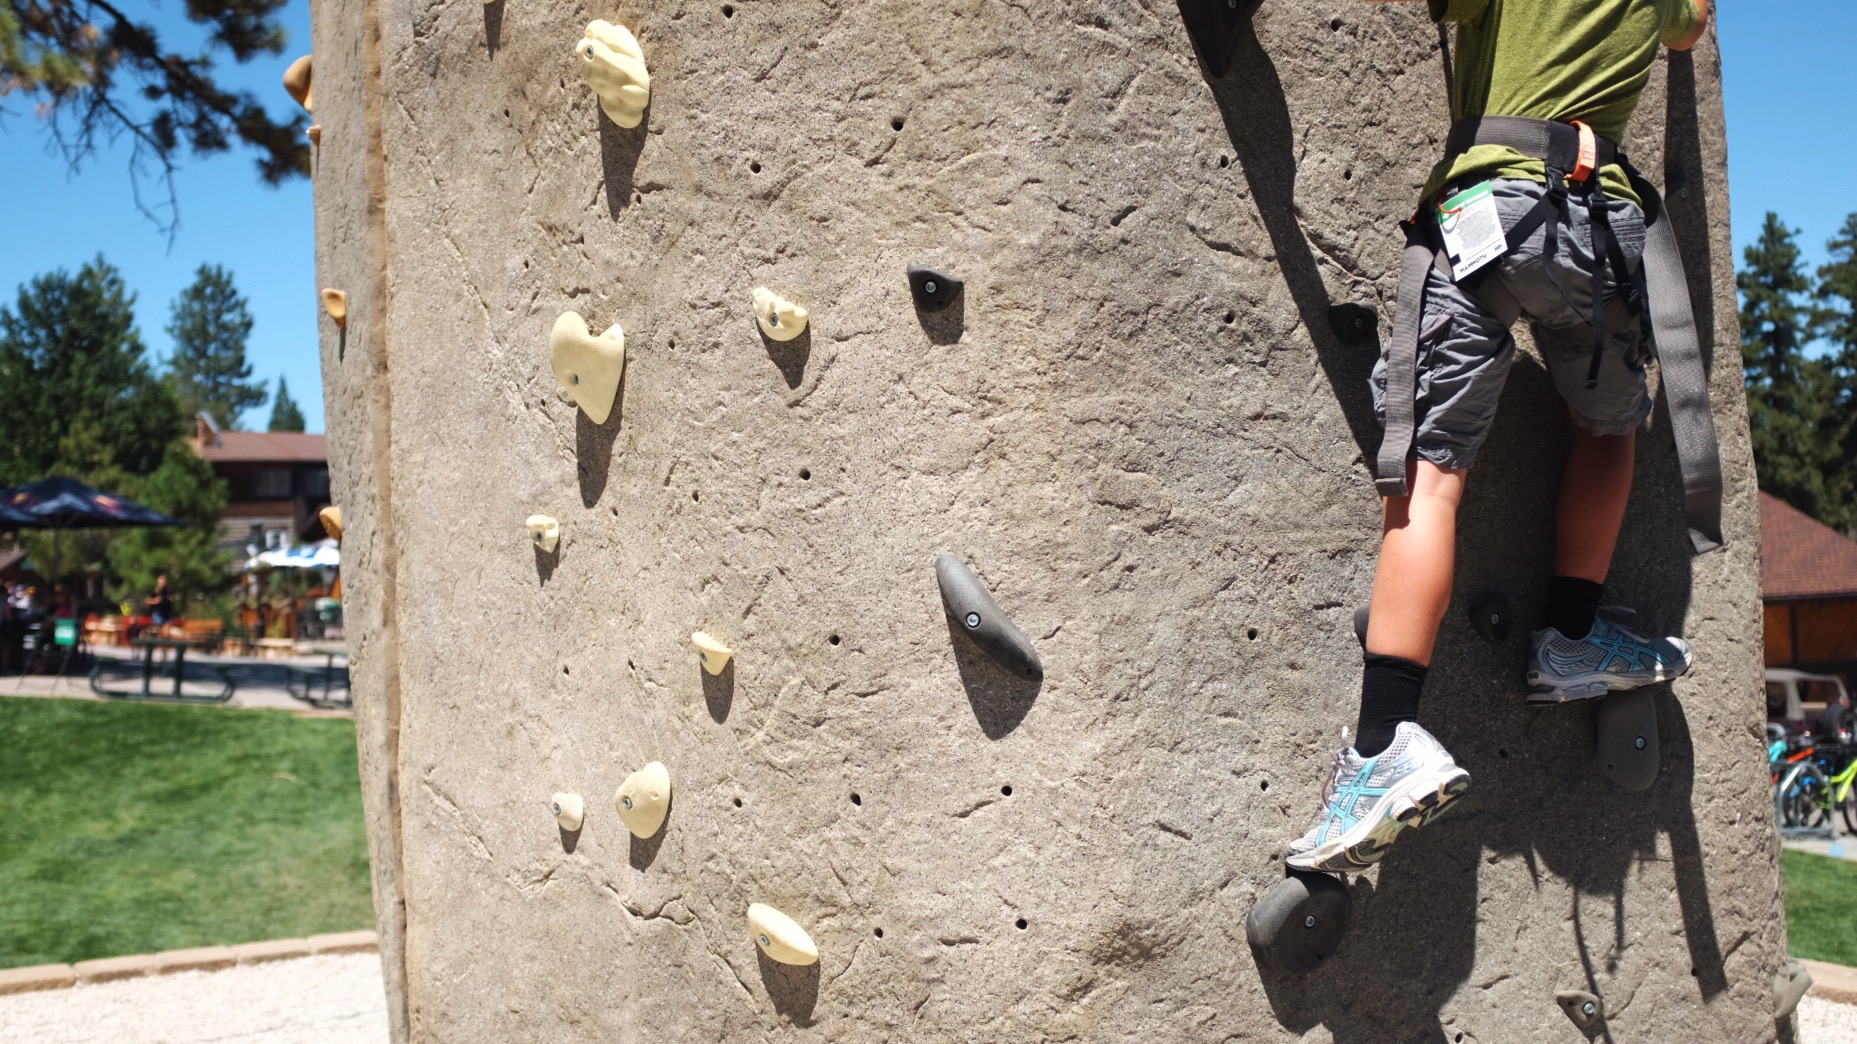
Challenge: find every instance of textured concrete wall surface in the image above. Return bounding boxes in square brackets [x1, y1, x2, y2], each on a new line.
[311, 1, 1787, 1040]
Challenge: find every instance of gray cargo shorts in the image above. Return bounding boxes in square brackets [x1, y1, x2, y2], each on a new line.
[1371, 178, 1652, 471]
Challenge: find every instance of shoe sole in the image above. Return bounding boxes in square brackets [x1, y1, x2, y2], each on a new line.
[1525, 657, 1692, 704]
[1285, 767, 1472, 874]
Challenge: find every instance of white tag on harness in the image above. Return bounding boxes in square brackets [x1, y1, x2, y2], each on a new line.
[1436, 181, 1506, 281]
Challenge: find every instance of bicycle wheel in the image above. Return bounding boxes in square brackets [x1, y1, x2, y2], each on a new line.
[1841, 776, 1857, 836]
[1778, 763, 1832, 829]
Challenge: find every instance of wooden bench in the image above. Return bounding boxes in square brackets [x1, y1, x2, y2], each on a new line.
[175, 619, 224, 653]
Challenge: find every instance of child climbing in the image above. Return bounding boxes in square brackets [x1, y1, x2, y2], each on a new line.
[1287, 0, 1714, 873]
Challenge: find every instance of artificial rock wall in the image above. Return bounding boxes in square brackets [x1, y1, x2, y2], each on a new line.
[310, 1, 1787, 1040]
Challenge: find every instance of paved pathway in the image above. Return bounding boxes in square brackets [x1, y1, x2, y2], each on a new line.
[1784, 836, 1857, 863]
[0, 954, 387, 1043]
[0, 646, 349, 715]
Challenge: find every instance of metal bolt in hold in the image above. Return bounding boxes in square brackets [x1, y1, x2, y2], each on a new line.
[924, 280, 938, 295]
[1353, 316, 1366, 329]
[1582, 1001, 1597, 1017]
[622, 796, 634, 809]
[1227, 0, 1237, 7]
[1489, 613, 1501, 625]
[551, 803, 562, 815]
[768, 312, 780, 326]
[758, 934, 771, 947]
[1303, 915, 1317, 928]
[964, 612, 981, 628]
[1634, 737, 1646, 750]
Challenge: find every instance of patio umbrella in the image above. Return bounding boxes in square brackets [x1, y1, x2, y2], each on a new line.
[3, 477, 182, 530]
[244, 541, 340, 571]
[0, 501, 36, 529]
[1, 477, 183, 596]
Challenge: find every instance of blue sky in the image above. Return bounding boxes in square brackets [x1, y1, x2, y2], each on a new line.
[0, 0, 1851, 437]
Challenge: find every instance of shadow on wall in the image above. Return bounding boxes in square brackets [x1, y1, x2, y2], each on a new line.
[1196, 22, 1381, 468]
[1186, 12, 1728, 1041]
[947, 614, 1043, 740]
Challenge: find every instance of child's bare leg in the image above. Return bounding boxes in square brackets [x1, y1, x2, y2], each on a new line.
[1365, 458, 1467, 666]
[1554, 423, 1635, 584]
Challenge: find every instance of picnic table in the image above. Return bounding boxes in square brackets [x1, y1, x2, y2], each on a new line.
[88, 636, 236, 703]
[283, 650, 351, 709]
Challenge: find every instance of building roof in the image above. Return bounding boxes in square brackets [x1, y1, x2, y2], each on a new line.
[1760, 492, 1857, 600]
[192, 413, 326, 464]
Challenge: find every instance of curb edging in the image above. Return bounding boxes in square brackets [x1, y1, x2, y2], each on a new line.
[0, 932, 376, 997]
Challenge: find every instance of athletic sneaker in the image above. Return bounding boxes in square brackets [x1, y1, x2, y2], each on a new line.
[1285, 722, 1472, 874]
[1526, 610, 1692, 703]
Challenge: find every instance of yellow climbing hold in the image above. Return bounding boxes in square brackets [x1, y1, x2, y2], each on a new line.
[575, 21, 650, 129]
[551, 792, 584, 832]
[526, 515, 560, 553]
[549, 312, 626, 425]
[614, 762, 671, 839]
[319, 506, 343, 542]
[752, 287, 809, 342]
[748, 903, 819, 966]
[283, 55, 313, 112]
[691, 631, 732, 675]
[320, 288, 348, 328]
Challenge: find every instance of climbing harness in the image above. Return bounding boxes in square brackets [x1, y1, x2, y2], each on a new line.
[1373, 116, 1724, 554]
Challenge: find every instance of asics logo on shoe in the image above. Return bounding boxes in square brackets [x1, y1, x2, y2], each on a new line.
[1544, 632, 1651, 676]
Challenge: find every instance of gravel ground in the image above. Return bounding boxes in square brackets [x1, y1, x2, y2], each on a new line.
[0, 952, 1848, 1042]
[1804, 996, 1857, 1043]
[0, 954, 386, 1044]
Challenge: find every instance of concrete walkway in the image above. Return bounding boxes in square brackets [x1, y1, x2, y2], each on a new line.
[0, 645, 349, 716]
[1784, 836, 1857, 863]
[0, 953, 387, 1043]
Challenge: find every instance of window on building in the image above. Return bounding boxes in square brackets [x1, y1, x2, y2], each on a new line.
[257, 468, 292, 498]
[304, 467, 330, 499]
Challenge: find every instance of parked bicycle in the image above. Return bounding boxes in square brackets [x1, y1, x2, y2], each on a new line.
[1774, 738, 1857, 835]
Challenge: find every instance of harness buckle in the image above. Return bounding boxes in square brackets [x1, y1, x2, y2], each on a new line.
[1569, 121, 1598, 183]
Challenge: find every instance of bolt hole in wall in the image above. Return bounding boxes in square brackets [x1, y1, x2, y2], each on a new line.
[828, 634, 841, 646]
[1223, 310, 1236, 324]
[891, 117, 904, 132]
[1000, 785, 1012, 797]
[850, 793, 861, 806]
[1246, 628, 1259, 640]
[799, 468, 811, 481]
[873, 927, 884, 939]
[1331, 16, 1344, 30]
[721, 3, 733, 16]
[1218, 155, 1229, 168]
[750, 160, 762, 174]
[1015, 918, 1028, 931]
[691, 490, 700, 502]
[1260, 780, 1269, 792]
[733, 797, 743, 808]
[1498, 748, 1509, 759]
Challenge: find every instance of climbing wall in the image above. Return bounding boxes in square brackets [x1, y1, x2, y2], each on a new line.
[310, 1, 1789, 1041]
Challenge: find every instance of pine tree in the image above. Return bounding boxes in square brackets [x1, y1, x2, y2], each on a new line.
[0, 257, 182, 486]
[166, 264, 266, 430]
[1739, 213, 1842, 527]
[267, 376, 306, 432]
[1816, 213, 1857, 535]
[106, 441, 234, 608]
[0, 0, 309, 235]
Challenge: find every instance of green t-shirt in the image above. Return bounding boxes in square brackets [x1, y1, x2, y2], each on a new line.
[1422, 0, 1706, 207]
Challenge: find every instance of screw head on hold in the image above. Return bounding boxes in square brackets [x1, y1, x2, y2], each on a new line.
[551, 802, 562, 815]
[924, 280, 938, 295]
[1635, 737, 1646, 750]
[1227, 0, 1237, 7]
[758, 934, 771, 947]
[1353, 316, 1366, 329]
[768, 312, 780, 326]
[1303, 915, 1317, 928]
[1582, 1001, 1597, 1016]
[964, 612, 981, 629]
[622, 796, 634, 809]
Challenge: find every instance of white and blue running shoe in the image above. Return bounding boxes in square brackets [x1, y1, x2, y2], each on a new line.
[1526, 610, 1692, 704]
[1285, 722, 1471, 874]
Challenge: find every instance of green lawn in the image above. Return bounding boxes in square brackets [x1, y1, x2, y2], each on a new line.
[1786, 849, 1857, 966]
[0, 697, 374, 969]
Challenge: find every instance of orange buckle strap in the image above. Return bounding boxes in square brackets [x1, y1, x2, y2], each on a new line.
[1569, 120, 1598, 183]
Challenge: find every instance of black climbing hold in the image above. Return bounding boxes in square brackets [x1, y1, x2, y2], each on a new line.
[1245, 870, 1350, 975]
[1594, 688, 1659, 792]
[1774, 958, 1812, 1020]
[1177, 0, 1266, 79]
[1327, 303, 1378, 348]
[1352, 604, 1370, 650]
[935, 553, 1043, 680]
[907, 262, 962, 313]
[1467, 591, 1511, 645]
[1555, 989, 1603, 1030]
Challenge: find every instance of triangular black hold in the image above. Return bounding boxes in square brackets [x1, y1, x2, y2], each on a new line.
[1178, 0, 1265, 79]
[1467, 591, 1511, 645]
[907, 262, 962, 313]
[1327, 303, 1378, 348]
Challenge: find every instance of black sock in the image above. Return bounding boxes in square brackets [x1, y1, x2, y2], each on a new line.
[1545, 576, 1604, 639]
[1355, 654, 1427, 758]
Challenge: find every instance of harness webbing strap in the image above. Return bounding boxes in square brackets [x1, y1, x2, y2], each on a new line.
[1620, 157, 1724, 553]
[1372, 115, 1725, 553]
[1376, 220, 1437, 498]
